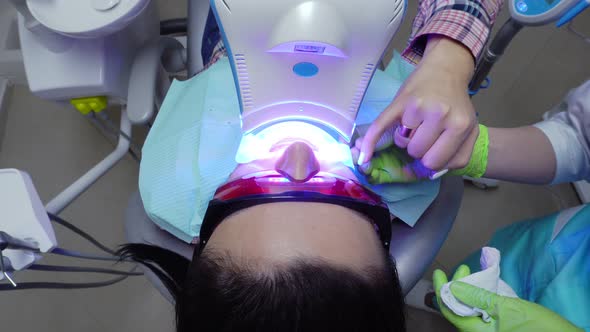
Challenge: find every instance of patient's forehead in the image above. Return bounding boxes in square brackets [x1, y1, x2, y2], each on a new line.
[206, 202, 385, 269]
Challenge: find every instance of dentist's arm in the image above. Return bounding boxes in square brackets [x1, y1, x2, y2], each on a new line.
[484, 126, 557, 184]
[359, 0, 504, 170]
[466, 81, 590, 185]
[359, 36, 478, 171]
[357, 81, 590, 185]
[353, 125, 557, 184]
[356, 80, 590, 185]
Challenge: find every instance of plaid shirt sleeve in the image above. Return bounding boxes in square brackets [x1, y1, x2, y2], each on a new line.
[402, 0, 504, 64]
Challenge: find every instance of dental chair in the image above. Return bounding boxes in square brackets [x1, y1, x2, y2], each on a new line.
[0, 0, 463, 298]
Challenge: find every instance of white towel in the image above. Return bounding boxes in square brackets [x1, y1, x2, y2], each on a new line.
[440, 247, 518, 322]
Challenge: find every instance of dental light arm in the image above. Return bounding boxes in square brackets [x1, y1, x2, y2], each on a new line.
[44, 109, 132, 215]
[187, 0, 212, 77]
[127, 36, 186, 124]
[7, 0, 186, 213]
[8, 0, 56, 36]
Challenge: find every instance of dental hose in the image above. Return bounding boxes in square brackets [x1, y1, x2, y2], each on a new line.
[0, 213, 143, 291]
[86, 112, 142, 162]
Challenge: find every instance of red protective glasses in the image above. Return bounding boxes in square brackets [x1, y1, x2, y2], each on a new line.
[199, 172, 392, 253]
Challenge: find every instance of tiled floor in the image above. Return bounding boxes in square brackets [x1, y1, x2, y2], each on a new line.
[1, 1, 589, 331]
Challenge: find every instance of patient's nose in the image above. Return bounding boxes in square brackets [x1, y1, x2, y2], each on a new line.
[275, 142, 320, 183]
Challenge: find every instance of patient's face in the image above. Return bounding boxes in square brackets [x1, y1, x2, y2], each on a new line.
[229, 139, 356, 181]
[206, 141, 385, 269]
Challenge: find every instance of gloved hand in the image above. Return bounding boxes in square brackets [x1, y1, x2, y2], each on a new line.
[352, 122, 490, 183]
[433, 266, 583, 332]
[357, 36, 478, 172]
[351, 144, 430, 184]
[351, 125, 431, 183]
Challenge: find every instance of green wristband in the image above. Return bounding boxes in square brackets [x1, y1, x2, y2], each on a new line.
[451, 124, 489, 178]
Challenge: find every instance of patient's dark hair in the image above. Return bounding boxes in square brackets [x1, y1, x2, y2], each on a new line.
[118, 244, 406, 332]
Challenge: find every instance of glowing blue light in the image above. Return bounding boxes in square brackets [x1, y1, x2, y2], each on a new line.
[265, 177, 290, 183]
[235, 121, 353, 166]
[255, 176, 331, 184]
[516, 0, 528, 13]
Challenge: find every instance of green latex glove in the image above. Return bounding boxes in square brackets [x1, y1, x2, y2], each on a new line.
[352, 124, 489, 183]
[433, 266, 582, 332]
[450, 124, 489, 178]
[352, 125, 428, 184]
[358, 145, 428, 184]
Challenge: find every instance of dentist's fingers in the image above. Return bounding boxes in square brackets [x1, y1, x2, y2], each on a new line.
[450, 282, 500, 313]
[452, 265, 471, 281]
[394, 98, 424, 149]
[433, 269, 458, 320]
[406, 117, 446, 160]
[374, 126, 397, 151]
[423, 123, 478, 170]
[355, 124, 397, 152]
[447, 124, 479, 170]
[358, 97, 408, 165]
[351, 143, 372, 174]
[433, 269, 449, 293]
[354, 137, 363, 150]
[350, 146, 360, 165]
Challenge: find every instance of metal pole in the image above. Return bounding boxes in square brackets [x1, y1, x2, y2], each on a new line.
[469, 18, 524, 93]
[45, 110, 133, 215]
[187, 0, 211, 77]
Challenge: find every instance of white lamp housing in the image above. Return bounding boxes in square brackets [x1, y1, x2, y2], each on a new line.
[212, 0, 406, 142]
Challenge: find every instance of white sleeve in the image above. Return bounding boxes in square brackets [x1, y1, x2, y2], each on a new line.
[533, 80, 590, 184]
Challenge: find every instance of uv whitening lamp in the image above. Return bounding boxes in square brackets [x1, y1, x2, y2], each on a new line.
[212, 0, 406, 144]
